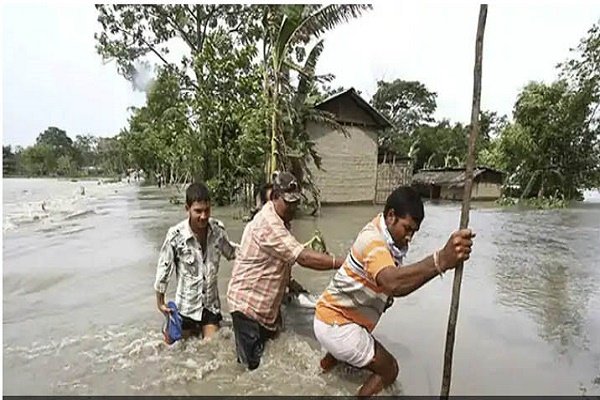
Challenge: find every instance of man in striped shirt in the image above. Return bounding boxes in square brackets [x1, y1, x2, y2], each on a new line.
[227, 171, 343, 370]
[314, 186, 476, 396]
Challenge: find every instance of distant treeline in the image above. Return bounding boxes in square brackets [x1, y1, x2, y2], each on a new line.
[3, 127, 124, 178]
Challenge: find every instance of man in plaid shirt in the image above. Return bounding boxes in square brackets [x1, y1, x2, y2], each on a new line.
[155, 182, 238, 341]
[227, 171, 343, 370]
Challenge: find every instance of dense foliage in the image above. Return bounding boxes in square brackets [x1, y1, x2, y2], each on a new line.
[371, 19, 600, 200]
[5, 9, 598, 205]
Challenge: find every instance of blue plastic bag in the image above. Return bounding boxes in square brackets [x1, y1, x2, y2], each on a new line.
[162, 300, 183, 344]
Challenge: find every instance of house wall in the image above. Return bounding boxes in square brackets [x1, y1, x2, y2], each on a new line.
[307, 121, 378, 203]
[440, 182, 502, 201]
[440, 186, 464, 201]
[375, 160, 413, 204]
[471, 182, 501, 200]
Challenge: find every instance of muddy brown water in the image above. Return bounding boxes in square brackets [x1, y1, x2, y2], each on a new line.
[3, 178, 600, 395]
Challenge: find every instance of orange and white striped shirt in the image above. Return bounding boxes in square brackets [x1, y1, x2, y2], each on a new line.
[315, 214, 399, 332]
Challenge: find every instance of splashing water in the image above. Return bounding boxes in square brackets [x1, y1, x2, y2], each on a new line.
[3, 321, 403, 396]
[3, 178, 131, 232]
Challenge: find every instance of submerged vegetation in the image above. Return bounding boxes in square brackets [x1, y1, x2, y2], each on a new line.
[496, 195, 569, 210]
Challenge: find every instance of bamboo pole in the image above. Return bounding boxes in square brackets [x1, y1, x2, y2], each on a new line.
[440, 4, 488, 397]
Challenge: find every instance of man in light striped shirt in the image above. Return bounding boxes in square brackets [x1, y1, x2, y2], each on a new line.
[314, 186, 476, 396]
[154, 182, 238, 341]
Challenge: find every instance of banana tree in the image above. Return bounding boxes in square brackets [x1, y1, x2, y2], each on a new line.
[284, 39, 342, 213]
[262, 4, 371, 179]
[519, 167, 565, 200]
[424, 153, 437, 169]
[408, 138, 421, 160]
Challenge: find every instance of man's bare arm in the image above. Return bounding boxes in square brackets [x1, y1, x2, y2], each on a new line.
[376, 229, 475, 297]
[376, 255, 439, 297]
[156, 291, 171, 314]
[296, 248, 343, 271]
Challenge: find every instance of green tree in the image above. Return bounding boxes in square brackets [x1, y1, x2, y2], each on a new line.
[74, 134, 98, 168]
[3, 145, 17, 175]
[36, 127, 75, 159]
[13, 146, 25, 175]
[56, 155, 77, 176]
[96, 4, 267, 201]
[191, 28, 265, 199]
[559, 19, 600, 111]
[371, 78, 437, 154]
[475, 110, 508, 156]
[481, 21, 600, 201]
[558, 18, 600, 192]
[97, 137, 126, 174]
[95, 5, 262, 91]
[392, 120, 469, 172]
[20, 143, 56, 176]
[95, 5, 370, 207]
[495, 81, 599, 199]
[118, 37, 263, 202]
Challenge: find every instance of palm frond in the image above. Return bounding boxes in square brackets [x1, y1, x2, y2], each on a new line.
[295, 40, 324, 107]
[294, 5, 372, 41]
[283, 59, 312, 79]
[274, 5, 306, 69]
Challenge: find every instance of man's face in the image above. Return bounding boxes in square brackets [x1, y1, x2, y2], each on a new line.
[284, 199, 298, 221]
[274, 197, 298, 223]
[385, 210, 419, 249]
[186, 200, 211, 232]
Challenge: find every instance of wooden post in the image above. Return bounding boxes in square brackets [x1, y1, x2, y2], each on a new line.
[440, 4, 488, 397]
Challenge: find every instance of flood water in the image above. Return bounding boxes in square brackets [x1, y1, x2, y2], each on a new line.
[3, 178, 600, 395]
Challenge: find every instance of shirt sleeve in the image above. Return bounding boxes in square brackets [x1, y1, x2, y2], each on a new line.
[257, 222, 304, 264]
[362, 240, 395, 283]
[218, 228, 238, 261]
[154, 232, 175, 293]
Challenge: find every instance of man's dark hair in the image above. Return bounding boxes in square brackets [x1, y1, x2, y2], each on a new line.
[384, 186, 424, 225]
[186, 182, 211, 206]
[248, 182, 274, 222]
[259, 183, 274, 204]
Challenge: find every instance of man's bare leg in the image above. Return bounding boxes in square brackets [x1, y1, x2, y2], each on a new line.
[357, 340, 399, 397]
[202, 323, 219, 340]
[182, 328, 201, 340]
[319, 352, 338, 372]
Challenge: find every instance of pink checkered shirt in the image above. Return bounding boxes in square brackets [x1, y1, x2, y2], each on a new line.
[227, 201, 304, 330]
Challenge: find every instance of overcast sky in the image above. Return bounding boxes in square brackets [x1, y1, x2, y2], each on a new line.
[2, 1, 600, 147]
